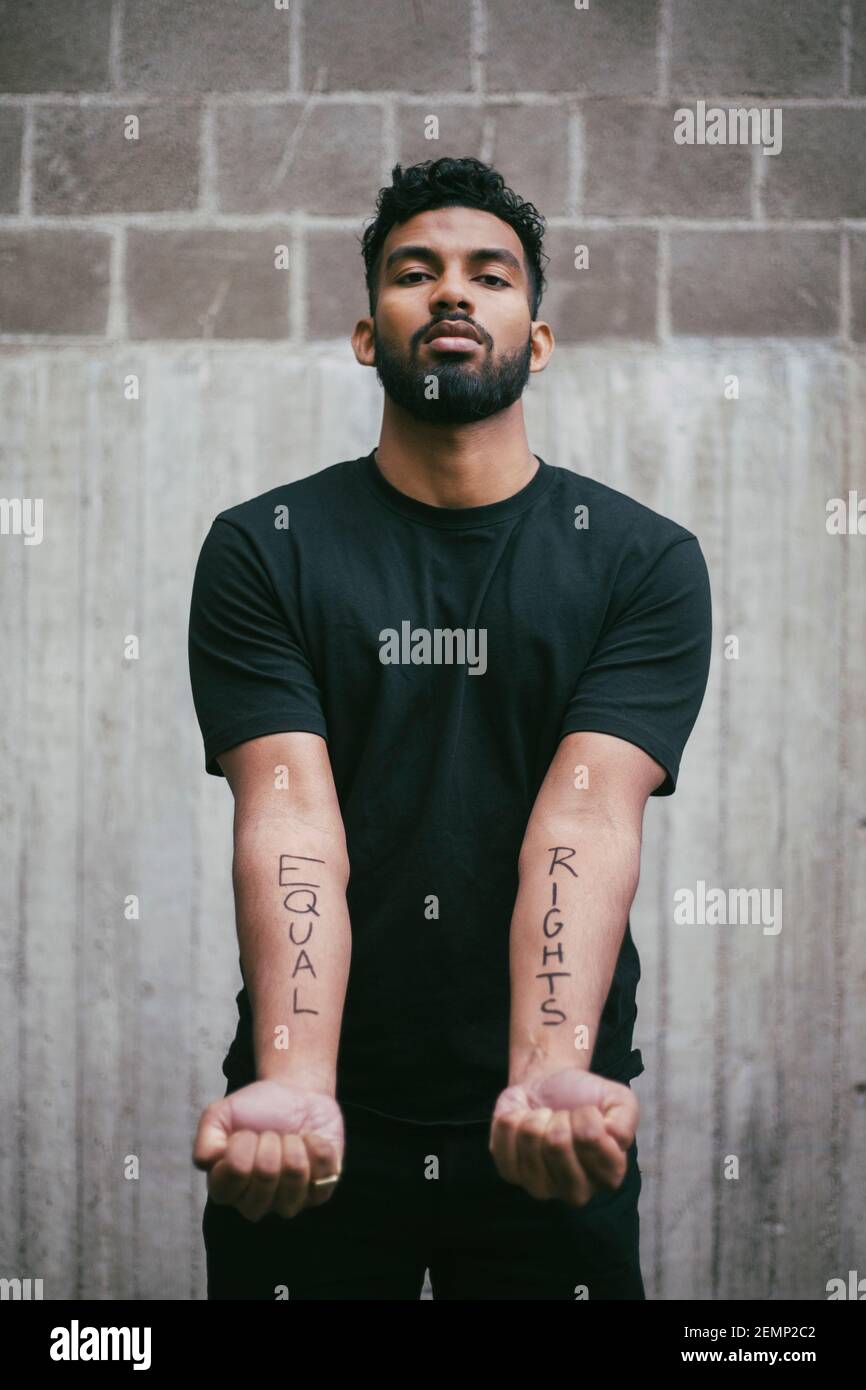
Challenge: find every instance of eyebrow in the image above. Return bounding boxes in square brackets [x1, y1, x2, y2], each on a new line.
[383, 244, 524, 279]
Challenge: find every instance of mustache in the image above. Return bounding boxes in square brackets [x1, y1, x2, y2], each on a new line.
[415, 318, 489, 348]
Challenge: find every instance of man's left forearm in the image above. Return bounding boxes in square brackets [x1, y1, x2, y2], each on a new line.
[508, 815, 642, 1089]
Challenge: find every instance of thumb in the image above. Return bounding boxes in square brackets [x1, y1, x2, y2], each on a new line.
[192, 1098, 232, 1171]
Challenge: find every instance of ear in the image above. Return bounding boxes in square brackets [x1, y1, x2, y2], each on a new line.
[351, 316, 376, 367]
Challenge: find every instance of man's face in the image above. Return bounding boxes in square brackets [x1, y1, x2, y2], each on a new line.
[364, 206, 543, 426]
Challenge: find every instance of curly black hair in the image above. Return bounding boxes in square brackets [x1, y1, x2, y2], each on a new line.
[359, 156, 548, 320]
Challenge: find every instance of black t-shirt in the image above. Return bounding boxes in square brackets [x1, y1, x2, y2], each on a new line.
[188, 449, 712, 1124]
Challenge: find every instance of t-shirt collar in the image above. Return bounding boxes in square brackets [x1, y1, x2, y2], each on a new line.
[361, 447, 555, 529]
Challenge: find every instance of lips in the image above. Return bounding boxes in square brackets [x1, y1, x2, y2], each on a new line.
[424, 320, 483, 345]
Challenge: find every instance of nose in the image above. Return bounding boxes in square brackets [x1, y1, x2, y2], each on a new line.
[429, 268, 475, 315]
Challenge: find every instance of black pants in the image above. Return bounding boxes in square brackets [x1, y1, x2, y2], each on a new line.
[203, 1095, 645, 1300]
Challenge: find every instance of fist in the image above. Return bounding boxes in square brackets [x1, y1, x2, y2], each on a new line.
[192, 1079, 344, 1223]
[489, 1067, 638, 1207]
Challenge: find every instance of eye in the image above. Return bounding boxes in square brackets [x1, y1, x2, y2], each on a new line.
[395, 271, 510, 287]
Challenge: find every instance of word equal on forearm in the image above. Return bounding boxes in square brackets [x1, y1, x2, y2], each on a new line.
[536, 846, 577, 1026]
[278, 853, 325, 1016]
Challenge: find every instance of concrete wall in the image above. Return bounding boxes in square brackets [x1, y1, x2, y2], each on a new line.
[0, 0, 864, 1300]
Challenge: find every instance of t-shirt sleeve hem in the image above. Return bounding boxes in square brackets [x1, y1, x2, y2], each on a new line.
[203, 714, 329, 777]
[557, 715, 681, 796]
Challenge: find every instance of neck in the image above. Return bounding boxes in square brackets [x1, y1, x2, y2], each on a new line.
[373, 403, 538, 509]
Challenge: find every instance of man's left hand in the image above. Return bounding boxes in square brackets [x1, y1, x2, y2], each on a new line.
[489, 1067, 638, 1206]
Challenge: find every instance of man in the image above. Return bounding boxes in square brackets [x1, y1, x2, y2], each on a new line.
[188, 156, 712, 1300]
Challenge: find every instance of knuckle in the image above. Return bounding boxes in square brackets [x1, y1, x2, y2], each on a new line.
[572, 1115, 603, 1144]
[497, 1110, 522, 1134]
[281, 1157, 308, 1181]
[545, 1130, 573, 1157]
[306, 1134, 336, 1163]
[516, 1119, 543, 1145]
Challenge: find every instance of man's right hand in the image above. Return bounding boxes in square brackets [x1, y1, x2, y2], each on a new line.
[192, 1079, 344, 1223]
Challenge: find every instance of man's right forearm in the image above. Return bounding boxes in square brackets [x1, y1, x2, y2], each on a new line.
[231, 816, 351, 1094]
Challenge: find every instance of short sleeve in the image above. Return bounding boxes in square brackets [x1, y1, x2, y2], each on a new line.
[558, 535, 712, 796]
[188, 517, 328, 777]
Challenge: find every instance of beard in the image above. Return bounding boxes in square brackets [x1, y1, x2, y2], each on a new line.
[372, 322, 533, 426]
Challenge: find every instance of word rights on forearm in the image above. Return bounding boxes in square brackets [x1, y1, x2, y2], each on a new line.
[510, 826, 637, 1083]
[537, 845, 577, 1028]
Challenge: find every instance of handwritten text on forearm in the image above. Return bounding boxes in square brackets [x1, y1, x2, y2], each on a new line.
[536, 845, 577, 1026]
[278, 852, 325, 1017]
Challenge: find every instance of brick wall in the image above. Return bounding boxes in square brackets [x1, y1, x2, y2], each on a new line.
[0, 0, 864, 342]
